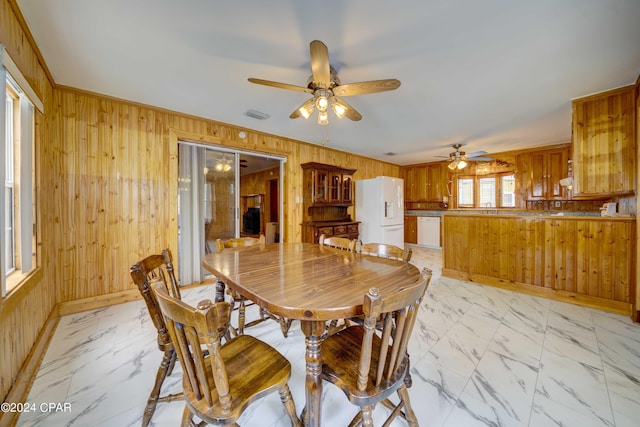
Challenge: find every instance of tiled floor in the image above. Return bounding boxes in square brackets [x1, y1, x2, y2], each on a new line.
[18, 246, 640, 426]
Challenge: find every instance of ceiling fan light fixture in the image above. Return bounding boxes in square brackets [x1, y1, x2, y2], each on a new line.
[331, 98, 347, 118]
[457, 160, 467, 169]
[317, 110, 329, 125]
[315, 90, 330, 111]
[448, 161, 457, 170]
[299, 104, 313, 119]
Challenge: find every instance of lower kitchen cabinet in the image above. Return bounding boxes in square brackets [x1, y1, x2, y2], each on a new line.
[301, 221, 360, 244]
[404, 215, 417, 244]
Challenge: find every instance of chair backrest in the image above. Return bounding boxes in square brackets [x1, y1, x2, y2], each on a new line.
[318, 234, 356, 251]
[215, 234, 265, 252]
[151, 283, 233, 413]
[357, 268, 432, 392]
[357, 242, 412, 262]
[130, 249, 182, 350]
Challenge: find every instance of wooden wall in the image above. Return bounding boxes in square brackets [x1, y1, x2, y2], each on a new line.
[0, 0, 401, 406]
[0, 0, 56, 407]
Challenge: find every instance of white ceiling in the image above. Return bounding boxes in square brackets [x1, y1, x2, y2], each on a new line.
[16, 0, 640, 165]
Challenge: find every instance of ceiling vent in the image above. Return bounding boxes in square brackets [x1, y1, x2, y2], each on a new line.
[245, 109, 270, 120]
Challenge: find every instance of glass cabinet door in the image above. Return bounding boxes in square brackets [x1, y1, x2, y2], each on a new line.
[313, 170, 328, 202]
[329, 172, 341, 202]
[342, 175, 353, 203]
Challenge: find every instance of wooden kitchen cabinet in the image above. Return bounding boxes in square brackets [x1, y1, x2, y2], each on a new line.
[404, 215, 417, 244]
[572, 85, 636, 198]
[302, 162, 356, 206]
[524, 146, 569, 200]
[403, 163, 449, 203]
[301, 162, 358, 243]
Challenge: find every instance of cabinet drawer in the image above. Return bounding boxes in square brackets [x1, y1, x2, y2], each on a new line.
[318, 226, 333, 236]
[347, 224, 358, 233]
[334, 225, 347, 234]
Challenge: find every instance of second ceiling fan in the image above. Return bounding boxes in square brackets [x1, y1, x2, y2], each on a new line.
[248, 40, 401, 125]
[444, 144, 493, 170]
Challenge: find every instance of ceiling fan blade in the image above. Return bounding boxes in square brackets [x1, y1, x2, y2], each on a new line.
[469, 157, 493, 161]
[289, 97, 315, 119]
[334, 97, 362, 121]
[467, 150, 488, 158]
[310, 40, 331, 88]
[248, 78, 313, 94]
[333, 79, 401, 96]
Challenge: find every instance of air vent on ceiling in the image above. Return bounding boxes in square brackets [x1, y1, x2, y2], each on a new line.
[245, 109, 270, 120]
[385, 152, 397, 156]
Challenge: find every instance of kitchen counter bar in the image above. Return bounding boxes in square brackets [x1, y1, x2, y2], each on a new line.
[441, 213, 636, 317]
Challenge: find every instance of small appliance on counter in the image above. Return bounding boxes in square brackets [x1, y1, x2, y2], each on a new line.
[600, 202, 617, 216]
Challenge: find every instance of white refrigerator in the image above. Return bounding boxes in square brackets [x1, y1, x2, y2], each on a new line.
[355, 176, 404, 247]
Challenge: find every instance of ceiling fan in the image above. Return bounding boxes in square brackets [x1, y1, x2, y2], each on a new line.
[248, 40, 401, 125]
[442, 144, 493, 170]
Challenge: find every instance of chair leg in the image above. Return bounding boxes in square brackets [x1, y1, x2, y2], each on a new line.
[180, 404, 193, 427]
[360, 405, 375, 427]
[142, 349, 175, 427]
[278, 384, 301, 427]
[396, 384, 419, 427]
[238, 298, 246, 335]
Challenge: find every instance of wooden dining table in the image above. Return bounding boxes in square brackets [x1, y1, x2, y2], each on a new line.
[201, 241, 422, 427]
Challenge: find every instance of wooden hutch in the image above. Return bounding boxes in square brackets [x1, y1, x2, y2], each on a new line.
[301, 162, 360, 243]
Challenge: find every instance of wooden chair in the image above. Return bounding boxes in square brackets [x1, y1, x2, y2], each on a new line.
[129, 249, 184, 427]
[321, 268, 432, 427]
[151, 282, 301, 427]
[318, 234, 356, 251]
[215, 235, 292, 337]
[357, 242, 412, 263]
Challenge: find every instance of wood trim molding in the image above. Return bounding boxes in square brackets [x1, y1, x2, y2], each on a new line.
[56, 289, 142, 317]
[0, 313, 58, 427]
[442, 269, 633, 317]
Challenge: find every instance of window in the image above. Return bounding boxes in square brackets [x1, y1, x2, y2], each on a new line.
[457, 178, 474, 207]
[1, 48, 41, 297]
[456, 173, 516, 208]
[501, 175, 516, 207]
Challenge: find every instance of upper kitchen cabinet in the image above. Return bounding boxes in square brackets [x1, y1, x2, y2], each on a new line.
[403, 163, 449, 203]
[572, 85, 636, 198]
[518, 145, 570, 200]
[301, 162, 356, 206]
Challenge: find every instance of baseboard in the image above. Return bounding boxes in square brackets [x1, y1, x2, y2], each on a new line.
[56, 289, 142, 316]
[0, 314, 59, 427]
[441, 269, 632, 318]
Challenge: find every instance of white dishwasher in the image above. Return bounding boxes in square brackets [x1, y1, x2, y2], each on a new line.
[417, 216, 441, 248]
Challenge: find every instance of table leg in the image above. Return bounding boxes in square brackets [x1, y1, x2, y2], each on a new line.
[300, 320, 325, 427]
[214, 278, 225, 303]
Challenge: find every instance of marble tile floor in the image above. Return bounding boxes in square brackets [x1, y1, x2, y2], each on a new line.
[18, 246, 640, 426]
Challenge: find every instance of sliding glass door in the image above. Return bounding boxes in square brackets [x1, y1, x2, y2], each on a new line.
[177, 141, 283, 285]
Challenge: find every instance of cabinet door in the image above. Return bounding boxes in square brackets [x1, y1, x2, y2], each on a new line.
[426, 164, 443, 202]
[328, 172, 341, 202]
[404, 167, 417, 202]
[342, 175, 353, 203]
[547, 149, 568, 199]
[313, 170, 328, 203]
[572, 86, 636, 197]
[404, 216, 417, 244]
[529, 152, 546, 199]
[415, 167, 428, 201]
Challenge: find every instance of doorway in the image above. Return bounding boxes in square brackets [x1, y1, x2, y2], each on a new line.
[177, 141, 284, 284]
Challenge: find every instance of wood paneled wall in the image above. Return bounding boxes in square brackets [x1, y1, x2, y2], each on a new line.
[1, 0, 401, 405]
[0, 0, 56, 407]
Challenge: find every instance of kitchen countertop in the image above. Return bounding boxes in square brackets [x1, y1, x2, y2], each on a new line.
[404, 209, 634, 219]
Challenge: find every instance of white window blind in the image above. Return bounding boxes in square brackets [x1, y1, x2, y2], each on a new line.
[479, 177, 496, 207]
[458, 178, 474, 206]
